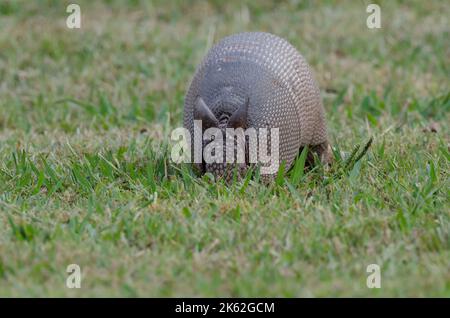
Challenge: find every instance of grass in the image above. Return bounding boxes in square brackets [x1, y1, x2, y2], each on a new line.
[0, 0, 449, 297]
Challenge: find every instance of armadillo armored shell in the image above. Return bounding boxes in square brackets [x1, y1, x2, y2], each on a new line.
[184, 32, 329, 179]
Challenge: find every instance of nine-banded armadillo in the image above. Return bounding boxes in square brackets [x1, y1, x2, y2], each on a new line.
[183, 32, 330, 181]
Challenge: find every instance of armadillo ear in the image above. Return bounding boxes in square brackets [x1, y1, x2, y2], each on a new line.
[228, 97, 249, 129]
[194, 96, 218, 130]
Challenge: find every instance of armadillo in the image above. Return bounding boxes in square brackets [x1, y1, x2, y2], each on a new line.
[183, 32, 330, 181]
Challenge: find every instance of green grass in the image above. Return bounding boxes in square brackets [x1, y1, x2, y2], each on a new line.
[0, 0, 449, 297]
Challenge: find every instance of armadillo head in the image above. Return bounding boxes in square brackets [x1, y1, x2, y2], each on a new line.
[194, 96, 249, 182]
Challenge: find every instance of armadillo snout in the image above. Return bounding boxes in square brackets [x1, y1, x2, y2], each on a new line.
[203, 129, 248, 182]
[205, 162, 247, 182]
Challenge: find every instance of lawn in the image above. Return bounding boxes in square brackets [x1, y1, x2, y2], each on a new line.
[0, 0, 448, 297]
